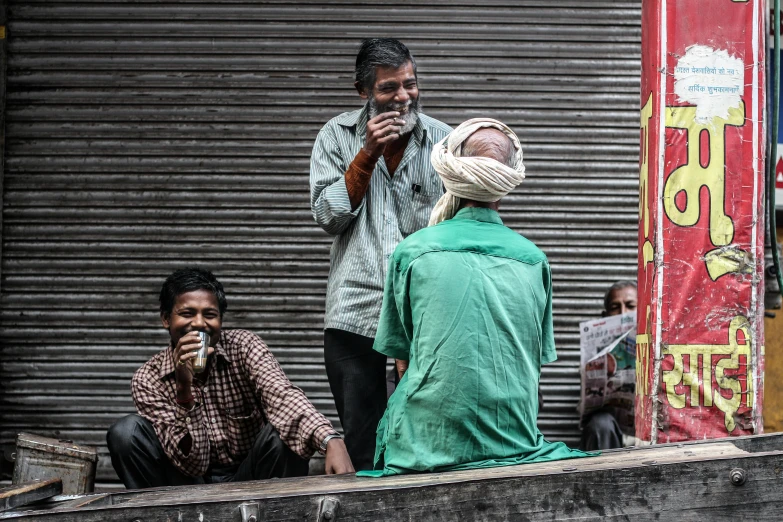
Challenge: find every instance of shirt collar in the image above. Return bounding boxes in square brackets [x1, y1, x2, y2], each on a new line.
[336, 104, 431, 146]
[158, 331, 232, 381]
[451, 206, 504, 225]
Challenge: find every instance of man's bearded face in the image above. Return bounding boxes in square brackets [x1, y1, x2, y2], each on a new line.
[368, 92, 422, 135]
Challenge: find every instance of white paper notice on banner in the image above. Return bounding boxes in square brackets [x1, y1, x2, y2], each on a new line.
[673, 45, 744, 123]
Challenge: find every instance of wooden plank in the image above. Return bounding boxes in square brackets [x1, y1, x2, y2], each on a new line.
[0, 479, 61, 512]
[599, 432, 783, 456]
[69, 439, 744, 509]
[120, 442, 754, 505]
[720, 432, 783, 453]
[44, 495, 111, 511]
[6, 443, 783, 521]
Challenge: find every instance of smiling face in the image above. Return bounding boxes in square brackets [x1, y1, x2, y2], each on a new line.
[161, 289, 222, 348]
[361, 61, 421, 134]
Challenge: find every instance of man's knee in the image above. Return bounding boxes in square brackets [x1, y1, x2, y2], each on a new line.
[585, 411, 618, 435]
[252, 423, 288, 457]
[243, 424, 309, 480]
[107, 414, 146, 457]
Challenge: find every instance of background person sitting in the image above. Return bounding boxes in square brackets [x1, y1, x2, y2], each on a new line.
[579, 280, 637, 451]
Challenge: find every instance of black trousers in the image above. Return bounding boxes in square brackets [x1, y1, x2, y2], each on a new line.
[324, 328, 387, 471]
[106, 414, 309, 489]
[579, 410, 624, 451]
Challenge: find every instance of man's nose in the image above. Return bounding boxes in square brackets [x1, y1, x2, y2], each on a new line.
[191, 313, 206, 328]
[394, 86, 410, 102]
[620, 304, 629, 315]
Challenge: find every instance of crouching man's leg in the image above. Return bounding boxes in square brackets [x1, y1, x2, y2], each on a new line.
[231, 423, 310, 481]
[107, 414, 204, 489]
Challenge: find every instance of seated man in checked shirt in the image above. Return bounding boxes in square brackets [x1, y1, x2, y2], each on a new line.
[107, 267, 353, 489]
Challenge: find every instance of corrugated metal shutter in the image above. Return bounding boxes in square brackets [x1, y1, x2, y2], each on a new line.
[0, 1, 641, 482]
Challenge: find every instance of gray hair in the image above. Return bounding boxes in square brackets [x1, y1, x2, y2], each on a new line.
[603, 280, 637, 311]
[355, 38, 417, 93]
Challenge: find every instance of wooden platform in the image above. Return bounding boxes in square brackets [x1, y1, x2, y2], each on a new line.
[0, 480, 61, 513]
[4, 433, 783, 521]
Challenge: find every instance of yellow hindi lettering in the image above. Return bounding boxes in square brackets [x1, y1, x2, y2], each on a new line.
[661, 316, 752, 433]
[663, 104, 744, 247]
[662, 344, 722, 409]
[636, 334, 650, 395]
[713, 316, 753, 432]
[704, 246, 753, 281]
[636, 306, 652, 397]
[640, 94, 653, 241]
[635, 306, 652, 422]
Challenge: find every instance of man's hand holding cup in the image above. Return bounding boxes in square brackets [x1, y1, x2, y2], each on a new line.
[173, 331, 214, 407]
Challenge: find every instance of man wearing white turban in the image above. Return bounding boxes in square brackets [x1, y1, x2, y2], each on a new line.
[358, 119, 591, 476]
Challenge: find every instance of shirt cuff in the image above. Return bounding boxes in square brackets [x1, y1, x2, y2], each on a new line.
[174, 400, 204, 431]
[322, 176, 365, 218]
[373, 341, 408, 361]
[313, 424, 340, 453]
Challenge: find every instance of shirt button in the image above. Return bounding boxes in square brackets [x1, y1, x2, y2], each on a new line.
[212, 418, 218, 424]
[185, 417, 191, 424]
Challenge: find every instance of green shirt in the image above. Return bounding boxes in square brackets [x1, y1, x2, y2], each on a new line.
[361, 207, 591, 477]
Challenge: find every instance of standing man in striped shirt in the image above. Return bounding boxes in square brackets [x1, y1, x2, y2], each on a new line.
[310, 38, 451, 470]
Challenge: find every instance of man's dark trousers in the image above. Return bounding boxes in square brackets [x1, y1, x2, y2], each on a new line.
[107, 414, 309, 489]
[579, 410, 624, 451]
[324, 328, 387, 471]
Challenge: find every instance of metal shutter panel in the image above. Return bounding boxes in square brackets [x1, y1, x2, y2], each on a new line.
[0, 1, 640, 482]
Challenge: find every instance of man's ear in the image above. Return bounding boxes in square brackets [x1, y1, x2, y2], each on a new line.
[161, 311, 171, 329]
[354, 81, 369, 100]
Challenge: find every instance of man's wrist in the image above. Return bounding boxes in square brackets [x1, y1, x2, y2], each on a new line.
[176, 394, 195, 405]
[319, 433, 344, 453]
[176, 384, 195, 408]
[357, 146, 381, 165]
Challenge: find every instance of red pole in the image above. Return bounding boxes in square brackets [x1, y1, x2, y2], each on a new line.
[636, 0, 766, 443]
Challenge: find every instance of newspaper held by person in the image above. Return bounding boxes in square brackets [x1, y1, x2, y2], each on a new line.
[579, 311, 636, 436]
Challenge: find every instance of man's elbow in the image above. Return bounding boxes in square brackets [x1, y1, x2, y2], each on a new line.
[318, 219, 349, 236]
[312, 207, 351, 235]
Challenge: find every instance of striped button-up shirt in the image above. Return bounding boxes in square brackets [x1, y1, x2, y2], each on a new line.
[310, 105, 452, 338]
[132, 329, 337, 477]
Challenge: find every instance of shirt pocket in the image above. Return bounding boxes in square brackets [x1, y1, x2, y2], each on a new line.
[224, 407, 264, 459]
[399, 179, 443, 237]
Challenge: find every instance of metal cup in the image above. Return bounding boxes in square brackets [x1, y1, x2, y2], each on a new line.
[192, 331, 210, 373]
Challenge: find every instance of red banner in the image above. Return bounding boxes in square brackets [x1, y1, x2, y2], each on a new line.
[636, 0, 766, 442]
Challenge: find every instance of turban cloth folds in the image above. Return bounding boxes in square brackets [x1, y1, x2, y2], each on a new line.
[428, 118, 526, 226]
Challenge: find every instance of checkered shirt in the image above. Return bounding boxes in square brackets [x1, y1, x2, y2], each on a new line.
[131, 329, 337, 477]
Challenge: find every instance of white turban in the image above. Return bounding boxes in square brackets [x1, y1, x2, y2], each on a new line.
[428, 118, 525, 226]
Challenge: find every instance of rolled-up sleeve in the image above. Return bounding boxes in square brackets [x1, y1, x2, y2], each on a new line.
[310, 125, 365, 235]
[131, 370, 211, 477]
